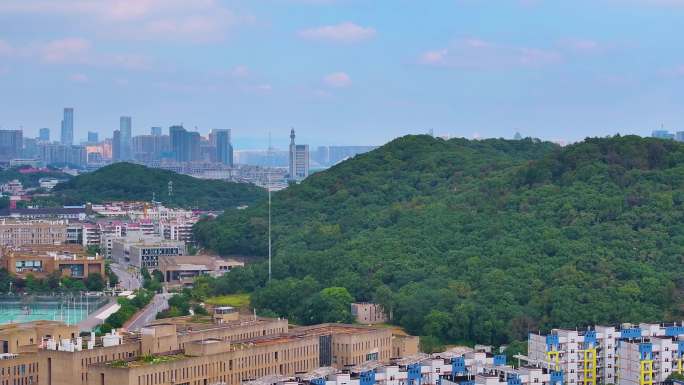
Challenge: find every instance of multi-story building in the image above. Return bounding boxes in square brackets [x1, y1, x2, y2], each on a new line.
[0, 220, 69, 247]
[0, 244, 105, 279]
[0, 129, 23, 161]
[112, 130, 122, 161]
[351, 303, 389, 325]
[39, 128, 50, 142]
[215, 129, 234, 167]
[170, 126, 201, 163]
[61, 108, 74, 145]
[0, 315, 419, 385]
[529, 323, 684, 385]
[119, 117, 133, 161]
[132, 135, 170, 162]
[111, 233, 185, 269]
[158, 219, 196, 244]
[288, 129, 309, 181]
[157, 255, 243, 286]
[87, 132, 99, 144]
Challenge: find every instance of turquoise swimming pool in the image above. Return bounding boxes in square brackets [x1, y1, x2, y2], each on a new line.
[0, 295, 108, 325]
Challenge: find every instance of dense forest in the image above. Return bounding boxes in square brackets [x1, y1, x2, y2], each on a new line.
[194, 135, 684, 348]
[52, 163, 266, 210]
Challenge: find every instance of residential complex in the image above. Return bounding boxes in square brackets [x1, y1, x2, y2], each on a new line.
[528, 322, 684, 385]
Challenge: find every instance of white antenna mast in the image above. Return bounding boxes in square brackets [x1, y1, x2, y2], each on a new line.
[268, 131, 272, 282]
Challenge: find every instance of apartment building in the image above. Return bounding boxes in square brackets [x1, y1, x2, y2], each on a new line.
[0, 220, 68, 247]
[0, 244, 105, 279]
[528, 323, 684, 385]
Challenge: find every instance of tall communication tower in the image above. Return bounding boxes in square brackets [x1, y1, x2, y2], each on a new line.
[168, 181, 173, 198]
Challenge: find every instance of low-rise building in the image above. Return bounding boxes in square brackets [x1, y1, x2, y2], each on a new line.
[351, 303, 389, 325]
[0, 244, 105, 279]
[157, 255, 243, 286]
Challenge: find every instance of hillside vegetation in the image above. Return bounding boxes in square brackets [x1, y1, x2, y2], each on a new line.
[194, 135, 684, 347]
[53, 163, 265, 210]
[0, 167, 72, 187]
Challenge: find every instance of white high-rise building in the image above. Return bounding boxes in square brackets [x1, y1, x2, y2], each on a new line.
[288, 128, 309, 181]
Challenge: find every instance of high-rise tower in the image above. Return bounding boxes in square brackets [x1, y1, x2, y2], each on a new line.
[119, 116, 132, 160]
[288, 129, 309, 181]
[60, 108, 74, 145]
[215, 129, 233, 167]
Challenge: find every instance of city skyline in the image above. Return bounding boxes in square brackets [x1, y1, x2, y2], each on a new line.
[2, 1, 684, 145]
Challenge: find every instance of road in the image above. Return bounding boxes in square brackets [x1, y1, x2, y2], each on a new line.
[110, 263, 141, 290]
[126, 293, 171, 331]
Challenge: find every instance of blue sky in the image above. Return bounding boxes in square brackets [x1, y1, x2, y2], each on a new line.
[1, 0, 683, 148]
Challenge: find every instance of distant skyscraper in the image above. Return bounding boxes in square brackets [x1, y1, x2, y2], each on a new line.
[151, 127, 162, 136]
[60, 108, 74, 145]
[676, 131, 684, 142]
[87, 131, 99, 143]
[119, 116, 132, 160]
[112, 130, 122, 161]
[169, 125, 200, 162]
[215, 129, 234, 167]
[288, 129, 309, 181]
[0, 130, 23, 161]
[652, 130, 674, 140]
[22, 138, 38, 158]
[38, 128, 50, 142]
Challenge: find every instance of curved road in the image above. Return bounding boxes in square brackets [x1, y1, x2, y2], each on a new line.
[126, 293, 171, 331]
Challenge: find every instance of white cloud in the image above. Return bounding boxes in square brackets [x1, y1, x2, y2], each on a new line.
[231, 65, 250, 78]
[0, 0, 250, 43]
[419, 38, 561, 70]
[39, 37, 91, 63]
[69, 73, 89, 82]
[0, 37, 151, 71]
[560, 38, 603, 53]
[298, 22, 376, 43]
[323, 72, 351, 88]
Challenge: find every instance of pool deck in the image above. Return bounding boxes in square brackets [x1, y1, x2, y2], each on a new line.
[77, 297, 119, 331]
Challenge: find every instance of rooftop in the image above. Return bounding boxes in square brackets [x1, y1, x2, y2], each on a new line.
[107, 353, 187, 368]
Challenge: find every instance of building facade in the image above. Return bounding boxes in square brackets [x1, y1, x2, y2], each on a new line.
[0, 220, 68, 247]
[0, 130, 23, 161]
[119, 117, 132, 161]
[61, 108, 74, 146]
[529, 323, 684, 385]
[215, 129, 234, 167]
[288, 129, 309, 181]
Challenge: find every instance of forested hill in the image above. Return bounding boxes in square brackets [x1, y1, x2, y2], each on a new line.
[0, 167, 72, 187]
[52, 163, 265, 210]
[193, 135, 684, 347]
